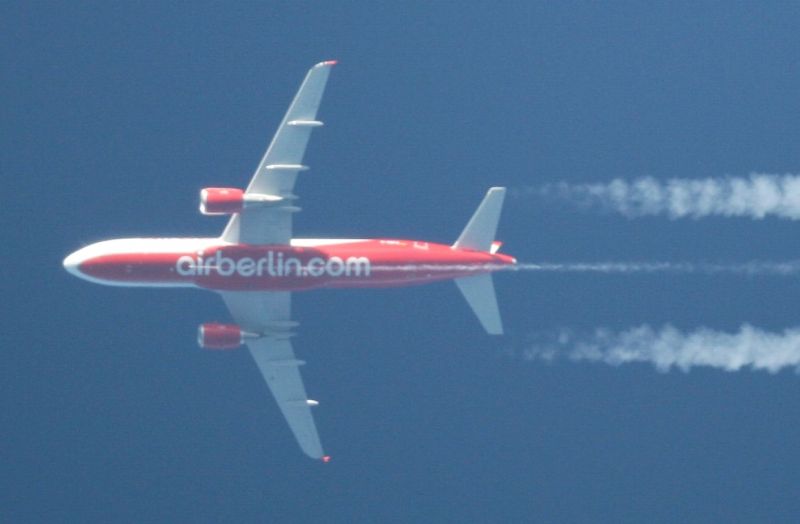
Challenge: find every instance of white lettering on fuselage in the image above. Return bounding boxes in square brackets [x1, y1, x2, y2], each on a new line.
[176, 251, 371, 278]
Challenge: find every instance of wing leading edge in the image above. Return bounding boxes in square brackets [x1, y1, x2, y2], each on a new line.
[220, 291, 326, 460]
[222, 61, 336, 245]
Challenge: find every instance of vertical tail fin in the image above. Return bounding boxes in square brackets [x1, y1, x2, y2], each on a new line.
[452, 187, 506, 252]
[452, 187, 507, 335]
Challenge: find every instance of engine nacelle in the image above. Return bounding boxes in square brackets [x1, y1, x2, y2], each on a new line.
[199, 188, 244, 215]
[197, 323, 243, 350]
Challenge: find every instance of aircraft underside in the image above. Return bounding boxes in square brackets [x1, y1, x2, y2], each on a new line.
[63, 61, 514, 460]
[64, 237, 515, 291]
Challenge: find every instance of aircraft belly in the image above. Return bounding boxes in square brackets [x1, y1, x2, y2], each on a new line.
[70, 238, 508, 290]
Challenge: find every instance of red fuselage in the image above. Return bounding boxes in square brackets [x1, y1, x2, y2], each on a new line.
[63, 238, 516, 291]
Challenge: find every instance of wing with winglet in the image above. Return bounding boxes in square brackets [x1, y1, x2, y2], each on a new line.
[216, 62, 336, 460]
[222, 60, 337, 245]
[220, 291, 326, 460]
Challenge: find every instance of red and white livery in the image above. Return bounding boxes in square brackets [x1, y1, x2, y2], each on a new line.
[63, 61, 516, 461]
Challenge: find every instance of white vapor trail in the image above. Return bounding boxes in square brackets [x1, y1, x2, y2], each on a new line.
[371, 261, 800, 276]
[511, 261, 800, 276]
[529, 173, 800, 220]
[523, 324, 800, 373]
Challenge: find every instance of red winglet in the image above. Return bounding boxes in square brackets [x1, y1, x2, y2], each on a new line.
[322, 455, 332, 463]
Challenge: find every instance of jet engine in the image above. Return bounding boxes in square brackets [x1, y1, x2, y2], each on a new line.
[199, 188, 244, 215]
[197, 323, 243, 349]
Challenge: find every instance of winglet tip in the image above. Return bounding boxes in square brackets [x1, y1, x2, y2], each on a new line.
[322, 455, 332, 463]
[317, 60, 338, 68]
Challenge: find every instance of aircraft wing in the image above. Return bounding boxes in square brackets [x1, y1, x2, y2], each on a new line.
[220, 291, 325, 460]
[222, 61, 336, 245]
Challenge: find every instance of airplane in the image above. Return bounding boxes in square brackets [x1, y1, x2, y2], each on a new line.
[62, 61, 516, 461]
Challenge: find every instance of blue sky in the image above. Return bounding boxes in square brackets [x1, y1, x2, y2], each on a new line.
[4, 2, 800, 522]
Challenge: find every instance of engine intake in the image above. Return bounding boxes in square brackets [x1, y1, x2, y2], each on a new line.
[197, 323, 243, 350]
[199, 188, 244, 215]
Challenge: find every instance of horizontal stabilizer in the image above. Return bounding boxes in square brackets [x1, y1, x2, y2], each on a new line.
[453, 187, 506, 252]
[454, 273, 503, 335]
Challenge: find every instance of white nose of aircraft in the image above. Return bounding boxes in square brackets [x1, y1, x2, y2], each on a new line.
[63, 250, 85, 278]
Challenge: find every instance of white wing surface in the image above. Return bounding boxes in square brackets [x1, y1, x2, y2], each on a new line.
[454, 274, 503, 335]
[220, 291, 325, 459]
[222, 61, 336, 245]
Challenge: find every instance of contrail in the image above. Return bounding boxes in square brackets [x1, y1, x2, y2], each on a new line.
[371, 261, 800, 276]
[521, 324, 800, 373]
[521, 173, 800, 220]
[510, 261, 800, 276]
